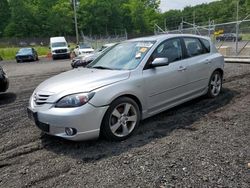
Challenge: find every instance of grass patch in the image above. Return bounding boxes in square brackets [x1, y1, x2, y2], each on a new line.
[0, 46, 50, 60]
[242, 33, 250, 40]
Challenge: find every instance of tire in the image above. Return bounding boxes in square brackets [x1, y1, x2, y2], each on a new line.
[206, 71, 222, 98]
[101, 97, 141, 141]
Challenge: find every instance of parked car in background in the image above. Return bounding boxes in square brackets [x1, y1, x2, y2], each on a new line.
[99, 43, 116, 51]
[216, 33, 242, 42]
[0, 66, 9, 92]
[16, 48, 39, 63]
[71, 43, 116, 68]
[73, 43, 94, 57]
[50, 37, 70, 60]
[28, 34, 224, 142]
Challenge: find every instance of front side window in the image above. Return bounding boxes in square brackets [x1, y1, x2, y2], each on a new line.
[184, 38, 205, 57]
[88, 41, 155, 70]
[151, 38, 182, 63]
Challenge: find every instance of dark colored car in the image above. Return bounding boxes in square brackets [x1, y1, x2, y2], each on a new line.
[71, 43, 116, 68]
[216, 33, 242, 42]
[71, 52, 100, 68]
[16, 48, 39, 63]
[0, 66, 9, 92]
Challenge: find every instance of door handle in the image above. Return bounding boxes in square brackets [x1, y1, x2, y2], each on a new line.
[178, 66, 187, 71]
[204, 59, 212, 64]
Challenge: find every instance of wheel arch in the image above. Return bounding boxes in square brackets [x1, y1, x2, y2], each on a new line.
[99, 94, 143, 140]
[214, 68, 224, 78]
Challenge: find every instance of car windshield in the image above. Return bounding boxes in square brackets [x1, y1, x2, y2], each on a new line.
[19, 48, 32, 53]
[52, 42, 67, 48]
[87, 41, 155, 70]
[79, 44, 91, 49]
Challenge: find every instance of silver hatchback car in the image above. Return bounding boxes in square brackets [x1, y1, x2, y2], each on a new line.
[28, 34, 224, 141]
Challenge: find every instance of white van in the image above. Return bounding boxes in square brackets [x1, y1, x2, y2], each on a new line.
[50, 37, 70, 60]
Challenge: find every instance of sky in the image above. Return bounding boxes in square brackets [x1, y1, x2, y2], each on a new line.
[160, 0, 218, 12]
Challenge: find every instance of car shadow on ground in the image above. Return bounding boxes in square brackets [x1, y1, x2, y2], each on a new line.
[41, 88, 237, 163]
[0, 92, 17, 106]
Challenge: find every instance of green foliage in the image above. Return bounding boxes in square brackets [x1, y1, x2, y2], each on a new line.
[0, 0, 10, 37]
[161, 0, 250, 30]
[0, 0, 249, 38]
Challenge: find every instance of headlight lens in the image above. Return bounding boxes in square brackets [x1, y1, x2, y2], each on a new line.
[55, 92, 95, 108]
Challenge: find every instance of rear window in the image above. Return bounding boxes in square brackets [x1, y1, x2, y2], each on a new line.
[200, 38, 210, 53]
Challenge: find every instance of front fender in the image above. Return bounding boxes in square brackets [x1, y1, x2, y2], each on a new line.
[89, 78, 146, 110]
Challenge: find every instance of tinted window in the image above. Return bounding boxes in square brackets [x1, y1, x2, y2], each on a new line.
[152, 38, 182, 63]
[184, 38, 205, 57]
[201, 38, 210, 53]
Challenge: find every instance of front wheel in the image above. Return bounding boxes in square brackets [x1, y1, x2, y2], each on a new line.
[206, 71, 222, 98]
[101, 97, 140, 141]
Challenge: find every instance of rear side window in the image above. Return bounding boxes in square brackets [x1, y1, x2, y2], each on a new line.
[183, 38, 205, 57]
[200, 38, 210, 53]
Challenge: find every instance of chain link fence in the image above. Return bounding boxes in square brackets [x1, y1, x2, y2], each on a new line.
[155, 19, 250, 58]
[80, 30, 128, 49]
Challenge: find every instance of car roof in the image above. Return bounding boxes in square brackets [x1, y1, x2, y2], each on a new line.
[128, 34, 211, 42]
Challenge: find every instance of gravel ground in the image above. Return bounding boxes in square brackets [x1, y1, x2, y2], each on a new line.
[0, 60, 249, 188]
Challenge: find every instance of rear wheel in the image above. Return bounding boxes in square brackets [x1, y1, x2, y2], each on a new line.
[206, 71, 222, 98]
[101, 97, 140, 141]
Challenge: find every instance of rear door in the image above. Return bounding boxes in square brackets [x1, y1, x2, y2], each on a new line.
[182, 37, 212, 94]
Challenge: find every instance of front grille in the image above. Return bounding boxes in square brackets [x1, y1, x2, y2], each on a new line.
[55, 49, 67, 53]
[34, 93, 50, 105]
[18, 55, 30, 59]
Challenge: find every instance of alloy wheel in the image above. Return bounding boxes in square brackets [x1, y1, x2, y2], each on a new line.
[210, 73, 222, 96]
[109, 103, 138, 138]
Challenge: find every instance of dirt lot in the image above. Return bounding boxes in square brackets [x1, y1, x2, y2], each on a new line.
[0, 60, 249, 188]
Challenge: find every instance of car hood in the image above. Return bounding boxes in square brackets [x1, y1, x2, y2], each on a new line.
[79, 48, 94, 53]
[35, 68, 130, 99]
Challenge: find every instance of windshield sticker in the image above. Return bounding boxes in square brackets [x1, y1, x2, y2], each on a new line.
[139, 47, 148, 53]
[135, 52, 142, 59]
[136, 42, 153, 48]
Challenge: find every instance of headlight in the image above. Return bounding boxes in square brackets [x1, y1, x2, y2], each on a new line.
[55, 92, 95, 108]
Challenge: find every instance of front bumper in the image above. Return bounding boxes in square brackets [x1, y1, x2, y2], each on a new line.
[52, 52, 70, 59]
[16, 55, 34, 61]
[27, 103, 108, 141]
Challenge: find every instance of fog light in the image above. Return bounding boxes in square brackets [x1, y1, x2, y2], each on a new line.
[65, 127, 76, 136]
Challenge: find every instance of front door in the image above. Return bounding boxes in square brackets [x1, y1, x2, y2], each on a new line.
[143, 38, 190, 115]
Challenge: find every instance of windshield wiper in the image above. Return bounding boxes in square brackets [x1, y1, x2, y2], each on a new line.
[92, 66, 113, 70]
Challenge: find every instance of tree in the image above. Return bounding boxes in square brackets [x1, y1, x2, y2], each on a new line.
[4, 0, 35, 37]
[47, 0, 74, 36]
[0, 0, 10, 36]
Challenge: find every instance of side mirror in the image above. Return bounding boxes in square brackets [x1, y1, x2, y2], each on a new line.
[151, 58, 169, 67]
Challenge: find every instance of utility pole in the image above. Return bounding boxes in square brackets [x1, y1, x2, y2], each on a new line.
[236, 0, 239, 55]
[164, 18, 167, 32]
[73, 0, 79, 44]
[193, 11, 196, 34]
[180, 17, 183, 33]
